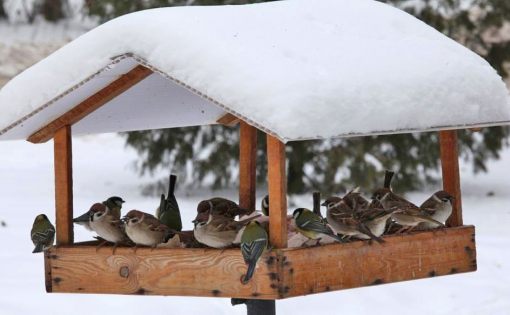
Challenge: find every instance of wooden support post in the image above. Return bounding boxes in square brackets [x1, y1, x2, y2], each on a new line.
[266, 135, 287, 248]
[54, 125, 73, 245]
[439, 130, 463, 227]
[239, 122, 257, 210]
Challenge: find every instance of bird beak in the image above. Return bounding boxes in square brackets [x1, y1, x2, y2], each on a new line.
[73, 212, 90, 223]
[320, 201, 327, 206]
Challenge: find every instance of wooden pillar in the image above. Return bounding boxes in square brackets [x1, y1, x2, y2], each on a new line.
[239, 122, 257, 210]
[266, 135, 287, 248]
[54, 125, 73, 245]
[439, 130, 463, 227]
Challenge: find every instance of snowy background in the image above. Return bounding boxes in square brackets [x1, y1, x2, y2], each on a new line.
[0, 133, 509, 314]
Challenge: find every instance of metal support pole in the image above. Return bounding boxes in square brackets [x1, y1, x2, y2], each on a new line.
[232, 299, 276, 315]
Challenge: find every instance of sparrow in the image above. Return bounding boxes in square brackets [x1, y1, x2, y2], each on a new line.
[342, 187, 370, 211]
[193, 212, 257, 249]
[123, 210, 173, 248]
[292, 208, 343, 245]
[419, 190, 454, 228]
[73, 196, 125, 231]
[31, 214, 55, 253]
[241, 221, 269, 283]
[322, 197, 387, 243]
[74, 202, 129, 252]
[195, 197, 253, 221]
[261, 195, 269, 216]
[156, 175, 182, 231]
[371, 188, 444, 233]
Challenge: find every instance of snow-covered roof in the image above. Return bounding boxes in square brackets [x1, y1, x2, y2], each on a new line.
[0, 0, 509, 143]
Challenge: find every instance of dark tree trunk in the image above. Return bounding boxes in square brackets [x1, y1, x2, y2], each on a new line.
[0, 0, 6, 18]
[41, 0, 65, 22]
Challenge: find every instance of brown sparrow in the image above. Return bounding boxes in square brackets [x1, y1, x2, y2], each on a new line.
[123, 210, 172, 248]
[193, 212, 257, 249]
[342, 187, 370, 211]
[195, 197, 253, 221]
[323, 196, 387, 243]
[371, 188, 444, 233]
[420, 190, 454, 228]
[74, 203, 129, 251]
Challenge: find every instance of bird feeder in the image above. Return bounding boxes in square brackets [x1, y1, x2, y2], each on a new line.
[1, 0, 509, 311]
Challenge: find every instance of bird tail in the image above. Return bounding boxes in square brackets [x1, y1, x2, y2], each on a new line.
[384, 170, 395, 189]
[242, 261, 257, 284]
[330, 233, 345, 243]
[32, 243, 44, 253]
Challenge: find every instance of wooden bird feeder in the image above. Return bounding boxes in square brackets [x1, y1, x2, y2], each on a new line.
[1, 0, 509, 313]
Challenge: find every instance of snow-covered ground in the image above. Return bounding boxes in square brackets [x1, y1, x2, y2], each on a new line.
[0, 133, 509, 314]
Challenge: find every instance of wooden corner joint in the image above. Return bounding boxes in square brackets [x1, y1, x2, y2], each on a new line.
[217, 113, 240, 127]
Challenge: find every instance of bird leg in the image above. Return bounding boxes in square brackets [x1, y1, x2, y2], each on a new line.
[386, 221, 395, 234]
[96, 240, 108, 253]
[112, 243, 118, 255]
[406, 226, 417, 234]
[395, 226, 408, 234]
[315, 238, 322, 247]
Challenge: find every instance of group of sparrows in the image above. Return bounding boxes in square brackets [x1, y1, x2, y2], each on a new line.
[30, 171, 454, 283]
[297, 171, 453, 245]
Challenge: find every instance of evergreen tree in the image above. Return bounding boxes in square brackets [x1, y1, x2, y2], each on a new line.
[0, 0, 6, 19]
[102, 0, 510, 194]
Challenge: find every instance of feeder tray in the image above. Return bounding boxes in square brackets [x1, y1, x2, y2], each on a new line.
[3, 0, 509, 308]
[45, 226, 475, 299]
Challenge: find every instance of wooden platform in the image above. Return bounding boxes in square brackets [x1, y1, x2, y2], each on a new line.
[45, 225, 476, 299]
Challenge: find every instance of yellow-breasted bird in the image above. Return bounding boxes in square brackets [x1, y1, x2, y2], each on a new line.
[31, 214, 55, 253]
[156, 174, 182, 231]
[241, 221, 268, 284]
[292, 208, 343, 245]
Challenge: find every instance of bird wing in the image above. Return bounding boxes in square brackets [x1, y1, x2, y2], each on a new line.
[300, 217, 335, 236]
[143, 214, 169, 232]
[32, 227, 55, 243]
[419, 198, 437, 216]
[357, 222, 385, 243]
[357, 208, 393, 222]
[241, 238, 267, 264]
[329, 210, 358, 226]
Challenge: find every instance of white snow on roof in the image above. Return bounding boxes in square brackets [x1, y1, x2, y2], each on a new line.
[0, 0, 509, 142]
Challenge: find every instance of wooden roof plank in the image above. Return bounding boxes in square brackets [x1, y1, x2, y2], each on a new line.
[27, 65, 152, 143]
